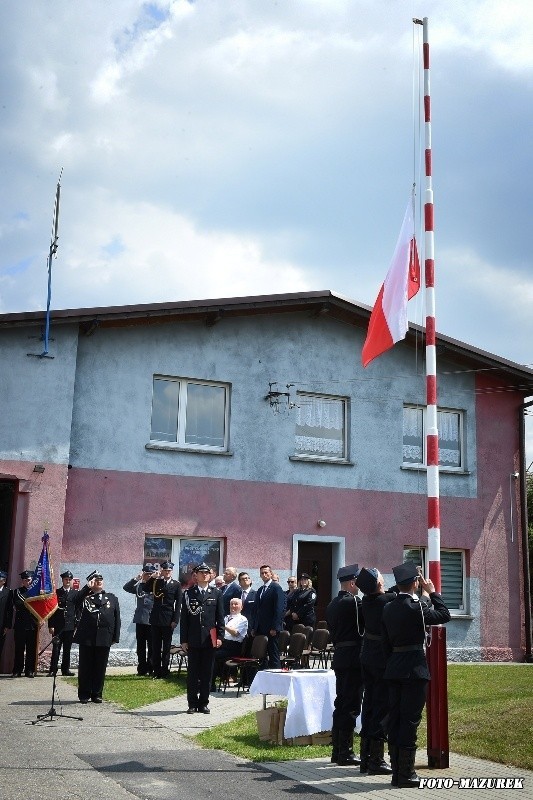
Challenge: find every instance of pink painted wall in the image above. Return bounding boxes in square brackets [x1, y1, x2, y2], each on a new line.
[62, 467, 482, 572]
[0, 460, 68, 582]
[473, 374, 525, 659]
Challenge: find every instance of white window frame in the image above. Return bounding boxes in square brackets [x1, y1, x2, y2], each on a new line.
[292, 391, 349, 463]
[149, 375, 230, 453]
[403, 546, 468, 615]
[403, 405, 465, 472]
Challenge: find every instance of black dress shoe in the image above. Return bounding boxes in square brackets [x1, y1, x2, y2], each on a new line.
[79, 698, 89, 704]
[187, 707, 196, 714]
[25, 672, 35, 678]
[91, 697, 102, 703]
[198, 705, 210, 714]
[62, 670, 75, 676]
[12, 672, 22, 678]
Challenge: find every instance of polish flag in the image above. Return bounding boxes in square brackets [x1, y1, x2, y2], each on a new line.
[361, 201, 420, 367]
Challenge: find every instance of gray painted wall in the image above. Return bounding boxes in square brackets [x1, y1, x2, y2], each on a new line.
[0, 325, 79, 464]
[68, 313, 477, 497]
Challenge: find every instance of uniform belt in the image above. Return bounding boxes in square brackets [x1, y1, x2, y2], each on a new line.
[364, 632, 381, 641]
[334, 640, 360, 648]
[392, 644, 424, 652]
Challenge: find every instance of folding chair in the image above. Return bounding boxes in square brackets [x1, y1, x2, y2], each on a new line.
[280, 632, 307, 670]
[169, 645, 188, 676]
[278, 629, 290, 657]
[307, 627, 330, 668]
[222, 635, 269, 696]
[290, 623, 307, 636]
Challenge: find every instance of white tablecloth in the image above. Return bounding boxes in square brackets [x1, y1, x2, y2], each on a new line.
[249, 669, 336, 738]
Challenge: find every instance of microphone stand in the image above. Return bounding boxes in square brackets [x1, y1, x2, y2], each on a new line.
[32, 635, 83, 724]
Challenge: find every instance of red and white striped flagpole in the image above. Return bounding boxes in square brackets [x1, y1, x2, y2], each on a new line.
[414, 15, 449, 769]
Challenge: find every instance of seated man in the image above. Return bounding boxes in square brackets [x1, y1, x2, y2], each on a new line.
[211, 597, 248, 689]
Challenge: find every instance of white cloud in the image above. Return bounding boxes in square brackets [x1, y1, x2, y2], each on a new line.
[55, 193, 311, 308]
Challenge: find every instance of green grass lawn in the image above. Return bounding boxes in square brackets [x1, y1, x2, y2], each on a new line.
[64, 672, 188, 709]
[71, 664, 533, 769]
[195, 665, 533, 768]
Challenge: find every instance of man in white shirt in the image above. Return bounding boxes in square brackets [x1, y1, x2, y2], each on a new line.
[211, 597, 248, 689]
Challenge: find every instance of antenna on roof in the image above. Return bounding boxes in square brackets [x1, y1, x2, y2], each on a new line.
[28, 169, 63, 360]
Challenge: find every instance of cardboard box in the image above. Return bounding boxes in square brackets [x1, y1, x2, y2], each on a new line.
[256, 708, 280, 741]
[311, 731, 331, 746]
[286, 735, 313, 746]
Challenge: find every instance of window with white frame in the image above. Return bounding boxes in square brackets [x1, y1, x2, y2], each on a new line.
[403, 406, 464, 470]
[403, 546, 467, 614]
[150, 376, 230, 451]
[294, 392, 348, 460]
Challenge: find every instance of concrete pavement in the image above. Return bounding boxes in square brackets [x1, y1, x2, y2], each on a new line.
[1, 669, 531, 799]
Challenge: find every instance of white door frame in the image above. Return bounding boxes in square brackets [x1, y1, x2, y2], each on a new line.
[291, 534, 345, 602]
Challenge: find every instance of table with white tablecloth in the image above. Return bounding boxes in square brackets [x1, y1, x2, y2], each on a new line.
[249, 669, 336, 739]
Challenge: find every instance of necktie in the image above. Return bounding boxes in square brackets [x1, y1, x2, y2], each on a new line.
[242, 591, 247, 602]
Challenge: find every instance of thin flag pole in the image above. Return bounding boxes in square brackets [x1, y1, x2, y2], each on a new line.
[42, 169, 63, 357]
[414, 16, 449, 769]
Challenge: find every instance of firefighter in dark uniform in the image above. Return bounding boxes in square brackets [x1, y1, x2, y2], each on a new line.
[382, 561, 451, 788]
[12, 570, 40, 678]
[180, 562, 224, 714]
[73, 571, 121, 703]
[284, 573, 317, 631]
[325, 564, 364, 766]
[123, 563, 156, 675]
[48, 570, 80, 676]
[0, 570, 13, 663]
[355, 566, 397, 775]
[144, 560, 182, 678]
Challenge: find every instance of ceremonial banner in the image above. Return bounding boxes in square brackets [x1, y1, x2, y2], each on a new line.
[24, 531, 58, 623]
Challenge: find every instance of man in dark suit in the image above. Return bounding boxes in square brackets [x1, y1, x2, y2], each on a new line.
[250, 564, 286, 668]
[238, 571, 257, 624]
[221, 567, 241, 615]
[144, 560, 182, 678]
[0, 570, 12, 663]
[73, 571, 121, 703]
[382, 561, 451, 788]
[48, 569, 80, 676]
[326, 564, 364, 766]
[12, 570, 40, 678]
[180, 562, 224, 714]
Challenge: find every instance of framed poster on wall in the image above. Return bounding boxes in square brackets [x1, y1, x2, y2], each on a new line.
[177, 539, 222, 587]
[143, 537, 172, 568]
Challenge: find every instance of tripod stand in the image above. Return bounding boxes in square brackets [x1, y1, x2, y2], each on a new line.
[32, 667, 83, 725]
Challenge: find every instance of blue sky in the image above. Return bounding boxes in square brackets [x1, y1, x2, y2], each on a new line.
[1, 2, 532, 418]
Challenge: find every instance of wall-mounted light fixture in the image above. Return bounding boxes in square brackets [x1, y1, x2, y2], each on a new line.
[317, 519, 326, 528]
[33, 464, 45, 474]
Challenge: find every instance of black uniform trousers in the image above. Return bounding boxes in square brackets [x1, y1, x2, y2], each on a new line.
[361, 662, 389, 741]
[78, 644, 111, 701]
[13, 628, 37, 675]
[151, 625, 173, 677]
[187, 645, 215, 709]
[212, 638, 242, 683]
[50, 629, 75, 674]
[387, 678, 428, 748]
[136, 623, 153, 674]
[333, 664, 363, 732]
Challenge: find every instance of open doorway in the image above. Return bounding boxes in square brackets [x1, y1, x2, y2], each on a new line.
[293, 535, 345, 625]
[0, 481, 15, 573]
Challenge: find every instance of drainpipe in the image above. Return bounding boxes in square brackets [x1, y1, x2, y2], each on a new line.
[518, 399, 533, 663]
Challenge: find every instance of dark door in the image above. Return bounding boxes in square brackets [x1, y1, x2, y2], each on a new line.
[0, 480, 16, 673]
[297, 541, 333, 626]
[0, 481, 15, 573]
